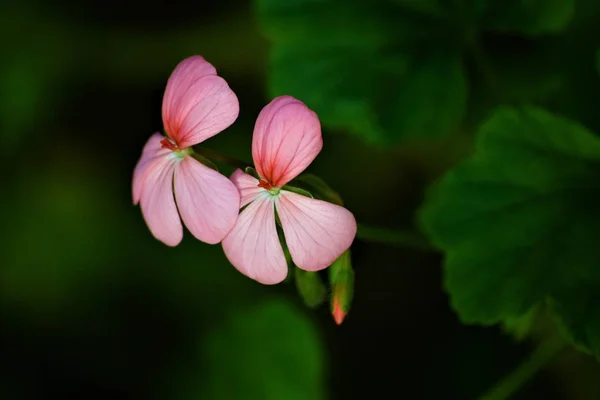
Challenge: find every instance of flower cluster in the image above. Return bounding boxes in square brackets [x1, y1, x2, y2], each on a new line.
[133, 56, 356, 287]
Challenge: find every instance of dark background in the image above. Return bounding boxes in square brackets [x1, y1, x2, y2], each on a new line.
[2, 0, 600, 399]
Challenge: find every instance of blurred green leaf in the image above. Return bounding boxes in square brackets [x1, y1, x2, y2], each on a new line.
[501, 305, 540, 341]
[295, 268, 327, 308]
[486, 0, 575, 35]
[258, 0, 572, 145]
[269, 45, 467, 144]
[258, 0, 438, 48]
[479, 42, 563, 103]
[0, 59, 47, 150]
[419, 106, 600, 324]
[0, 159, 131, 310]
[201, 299, 326, 400]
[596, 48, 600, 76]
[549, 285, 600, 359]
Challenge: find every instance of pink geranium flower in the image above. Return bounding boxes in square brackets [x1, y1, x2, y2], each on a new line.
[222, 96, 357, 284]
[133, 56, 240, 246]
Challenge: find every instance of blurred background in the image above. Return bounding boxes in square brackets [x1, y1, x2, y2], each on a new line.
[2, 0, 600, 399]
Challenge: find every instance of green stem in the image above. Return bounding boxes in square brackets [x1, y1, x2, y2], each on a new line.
[356, 224, 435, 251]
[193, 146, 250, 170]
[190, 147, 437, 251]
[478, 335, 567, 400]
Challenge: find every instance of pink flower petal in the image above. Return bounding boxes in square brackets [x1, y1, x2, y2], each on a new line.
[252, 96, 322, 187]
[174, 156, 241, 244]
[229, 169, 265, 208]
[133, 133, 170, 205]
[222, 194, 288, 284]
[162, 57, 239, 149]
[139, 153, 182, 246]
[276, 191, 356, 271]
[162, 57, 216, 117]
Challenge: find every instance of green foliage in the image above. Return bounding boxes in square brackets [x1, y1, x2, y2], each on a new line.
[549, 286, 600, 359]
[295, 269, 327, 308]
[200, 299, 326, 400]
[487, 0, 574, 35]
[596, 49, 600, 76]
[269, 45, 467, 144]
[0, 159, 128, 310]
[257, 0, 574, 145]
[0, 57, 48, 150]
[419, 107, 600, 327]
[502, 306, 540, 341]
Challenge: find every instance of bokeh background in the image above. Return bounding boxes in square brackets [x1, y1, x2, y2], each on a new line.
[2, 0, 600, 399]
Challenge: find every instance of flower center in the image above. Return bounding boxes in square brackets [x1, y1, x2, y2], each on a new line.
[257, 179, 272, 190]
[160, 138, 179, 152]
[160, 138, 190, 159]
[258, 179, 280, 196]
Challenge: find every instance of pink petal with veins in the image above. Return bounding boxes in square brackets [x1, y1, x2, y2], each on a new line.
[222, 194, 288, 284]
[276, 191, 356, 271]
[174, 157, 240, 244]
[252, 96, 322, 187]
[229, 169, 265, 208]
[161, 56, 239, 148]
[162, 56, 216, 115]
[139, 153, 182, 246]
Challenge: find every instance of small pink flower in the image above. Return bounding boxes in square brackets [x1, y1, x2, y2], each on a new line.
[222, 96, 357, 284]
[133, 56, 240, 246]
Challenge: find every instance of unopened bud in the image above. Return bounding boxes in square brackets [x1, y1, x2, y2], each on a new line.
[329, 250, 354, 325]
[295, 268, 327, 308]
[332, 296, 346, 325]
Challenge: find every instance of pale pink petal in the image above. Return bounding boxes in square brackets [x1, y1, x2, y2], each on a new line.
[133, 132, 170, 205]
[161, 56, 216, 133]
[174, 156, 240, 244]
[229, 169, 265, 208]
[162, 59, 239, 148]
[222, 194, 288, 284]
[252, 95, 296, 171]
[276, 191, 356, 271]
[252, 96, 323, 187]
[139, 153, 183, 246]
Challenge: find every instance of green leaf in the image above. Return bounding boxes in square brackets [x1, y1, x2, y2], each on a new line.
[258, 0, 442, 48]
[486, 0, 575, 35]
[259, 0, 569, 146]
[281, 184, 314, 199]
[269, 45, 467, 144]
[549, 286, 600, 359]
[501, 305, 540, 341]
[419, 106, 600, 325]
[200, 299, 326, 400]
[295, 269, 327, 308]
[596, 49, 600, 76]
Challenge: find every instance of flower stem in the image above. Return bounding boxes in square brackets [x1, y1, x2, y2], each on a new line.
[478, 335, 567, 400]
[193, 146, 250, 170]
[356, 224, 435, 251]
[190, 147, 437, 252]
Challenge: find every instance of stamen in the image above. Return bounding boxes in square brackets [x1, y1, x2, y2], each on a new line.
[257, 179, 272, 191]
[160, 138, 178, 151]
